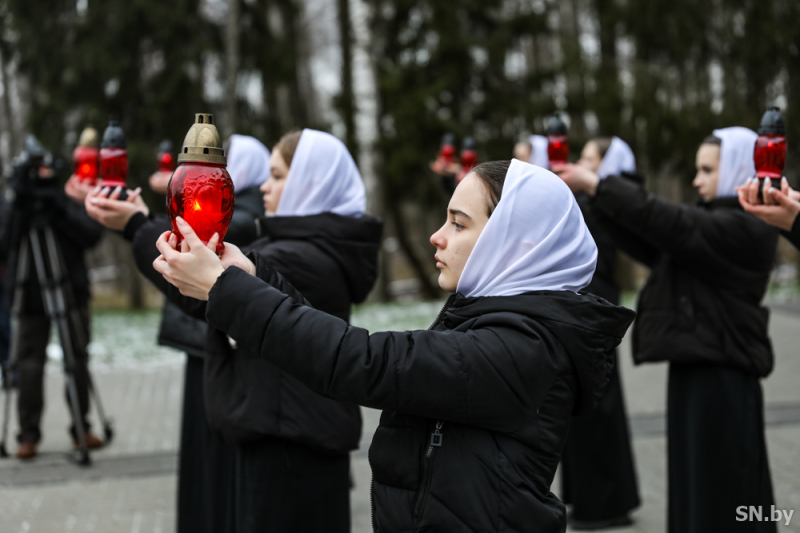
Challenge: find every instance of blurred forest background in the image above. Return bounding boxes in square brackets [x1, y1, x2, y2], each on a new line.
[1, 0, 799, 305]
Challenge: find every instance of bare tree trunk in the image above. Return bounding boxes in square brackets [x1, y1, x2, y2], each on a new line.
[337, 0, 358, 160]
[0, 40, 18, 155]
[225, 0, 240, 137]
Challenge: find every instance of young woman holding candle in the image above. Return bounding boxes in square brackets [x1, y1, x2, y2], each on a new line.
[153, 158, 636, 532]
[554, 129, 779, 533]
[85, 134, 272, 533]
[558, 137, 640, 530]
[92, 129, 382, 533]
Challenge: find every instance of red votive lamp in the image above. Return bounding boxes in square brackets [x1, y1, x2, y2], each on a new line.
[457, 137, 479, 185]
[439, 133, 456, 166]
[73, 127, 99, 185]
[99, 120, 128, 188]
[546, 115, 569, 166]
[166, 113, 234, 255]
[754, 106, 787, 191]
[158, 139, 176, 173]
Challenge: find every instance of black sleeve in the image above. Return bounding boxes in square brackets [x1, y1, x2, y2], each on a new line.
[129, 215, 207, 320]
[781, 215, 800, 251]
[206, 268, 552, 432]
[592, 175, 764, 270]
[591, 207, 659, 268]
[54, 196, 104, 251]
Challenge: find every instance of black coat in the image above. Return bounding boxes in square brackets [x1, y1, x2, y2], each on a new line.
[204, 265, 636, 532]
[592, 174, 778, 377]
[130, 212, 383, 454]
[1, 191, 103, 313]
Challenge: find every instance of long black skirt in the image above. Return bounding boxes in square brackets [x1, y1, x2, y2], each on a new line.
[561, 355, 640, 520]
[177, 355, 237, 533]
[235, 437, 351, 533]
[668, 362, 775, 533]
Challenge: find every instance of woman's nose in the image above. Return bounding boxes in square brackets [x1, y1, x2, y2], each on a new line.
[430, 227, 446, 249]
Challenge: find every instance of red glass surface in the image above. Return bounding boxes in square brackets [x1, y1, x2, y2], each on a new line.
[547, 135, 569, 166]
[73, 146, 99, 185]
[754, 134, 786, 179]
[166, 162, 235, 255]
[99, 147, 129, 188]
[159, 152, 176, 173]
[439, 144, 456, 165]
[460, 149, 478, 173]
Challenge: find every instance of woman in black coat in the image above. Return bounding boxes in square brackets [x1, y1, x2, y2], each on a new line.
[554, 128, 779, 533]
[558, 137, 640, 530]
[85, 134, 273, 533]
[109, 129, 381, 532]
[154, 158, 636, 532]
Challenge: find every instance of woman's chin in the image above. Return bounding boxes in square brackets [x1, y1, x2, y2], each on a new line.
[437, 274, 456, 294]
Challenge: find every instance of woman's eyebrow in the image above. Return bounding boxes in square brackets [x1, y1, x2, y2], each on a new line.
[449, 208, 472, 220]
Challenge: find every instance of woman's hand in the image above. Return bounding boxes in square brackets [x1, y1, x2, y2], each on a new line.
[152, 217, 224, 300]
[149, 171, 172, 195]
[85, 186, 150, 230]
[65, 175, 95, 203]
[737, 177, 800, 231]
[551, 163, 600, 195]
[219, 242, 256, 275]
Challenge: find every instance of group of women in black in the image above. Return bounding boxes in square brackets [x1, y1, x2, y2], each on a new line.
[83, 119, 785, 533]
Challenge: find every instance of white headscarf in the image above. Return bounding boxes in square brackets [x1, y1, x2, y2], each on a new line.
[597, 137, 636, 179]
[456, 159, 598, 298]
[529, 134, 550, 169]
[712, 127, 758, 198]
[227, 134, 271, 193]
[276, 129, 366, 217]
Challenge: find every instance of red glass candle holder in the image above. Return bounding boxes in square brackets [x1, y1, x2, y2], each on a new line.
[166, 162, 234, 255]
[159, 152, 176, 173]
[99, 146, 129, 188]
[547, 135, 569, 166]
[73, 145, 99, 185]
[754, 134, 786, 180]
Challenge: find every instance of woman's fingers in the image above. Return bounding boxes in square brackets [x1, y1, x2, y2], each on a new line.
[126, 187, 142, 203]
[207, 233, 220, 253]
[175, 217, 206, 252]
[156, 231, 182, 262]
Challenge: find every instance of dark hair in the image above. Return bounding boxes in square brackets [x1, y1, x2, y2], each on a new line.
[701, 135, 722, 146]
[469, 160, 510, 216]
[273, 130, 303, 166]
[591, 137, 613, 158]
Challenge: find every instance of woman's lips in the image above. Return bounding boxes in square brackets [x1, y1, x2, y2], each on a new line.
[435, 255, 446, 269]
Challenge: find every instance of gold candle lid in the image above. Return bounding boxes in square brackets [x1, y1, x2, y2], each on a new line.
[178, 113, 226, 165]
[78, 127, 99, 148]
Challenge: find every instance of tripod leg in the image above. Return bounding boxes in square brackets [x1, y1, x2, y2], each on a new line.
[1, 237, 31, 459]
[29, 228, 91, 466]
[0, 383, 10, 457]
[68, 309, 113, 444]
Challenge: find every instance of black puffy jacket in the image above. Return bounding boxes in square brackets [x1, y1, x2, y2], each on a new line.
[204, 264, 636, 532]
[131, 212, 383, 454]
[592, 174, 778, 377]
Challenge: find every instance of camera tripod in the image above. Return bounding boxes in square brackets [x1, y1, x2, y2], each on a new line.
[0, 214, 113, 465]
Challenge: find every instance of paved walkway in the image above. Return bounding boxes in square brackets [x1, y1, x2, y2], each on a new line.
[1, 308, 799, 532]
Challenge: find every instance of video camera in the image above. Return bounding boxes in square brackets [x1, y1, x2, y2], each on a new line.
[4, 135, 69, 231]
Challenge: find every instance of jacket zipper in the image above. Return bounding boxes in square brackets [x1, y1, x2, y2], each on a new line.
[371, 295, 455, 531]
[414, 420, 444, 518]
